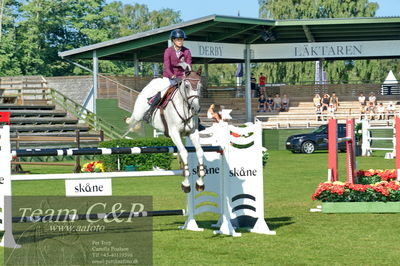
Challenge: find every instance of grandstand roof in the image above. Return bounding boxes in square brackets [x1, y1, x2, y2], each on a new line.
[59, 15, 400, 63]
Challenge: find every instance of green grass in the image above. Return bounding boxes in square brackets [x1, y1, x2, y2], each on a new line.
[2, 151, 399, 265]
[96, 98, 154, 138]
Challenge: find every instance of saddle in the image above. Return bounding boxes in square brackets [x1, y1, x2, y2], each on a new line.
[143, 84, 179, 136]
[156, 85, 178, 109]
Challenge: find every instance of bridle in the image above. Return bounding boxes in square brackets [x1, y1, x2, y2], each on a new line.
[170, 74, 201, 130]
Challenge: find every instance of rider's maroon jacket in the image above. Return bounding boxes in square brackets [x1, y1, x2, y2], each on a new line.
[163, 46, 192, 79]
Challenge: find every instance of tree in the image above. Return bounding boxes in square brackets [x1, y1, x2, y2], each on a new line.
[0, 0, 21, 75]
[0, 0, 5, 40]
[0, 0, 182, 76]
[254, 0, 398, 85]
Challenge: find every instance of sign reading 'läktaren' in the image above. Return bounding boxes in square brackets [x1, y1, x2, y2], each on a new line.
[184, 40, 400, 60]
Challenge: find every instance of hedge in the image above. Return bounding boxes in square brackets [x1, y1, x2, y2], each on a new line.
[98, 137, 174, 171]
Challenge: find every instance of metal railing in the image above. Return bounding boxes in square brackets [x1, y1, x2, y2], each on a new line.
[48, 88, 124, 139]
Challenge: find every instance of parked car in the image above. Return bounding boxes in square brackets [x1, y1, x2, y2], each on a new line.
[286, 124, 347, 154]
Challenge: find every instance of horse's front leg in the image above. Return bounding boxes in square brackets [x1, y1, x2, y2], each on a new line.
[189, 129, 205, 192]
[169, 130, 191, 193]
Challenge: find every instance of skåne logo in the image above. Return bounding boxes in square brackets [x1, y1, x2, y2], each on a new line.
[229, 167, 257, 177]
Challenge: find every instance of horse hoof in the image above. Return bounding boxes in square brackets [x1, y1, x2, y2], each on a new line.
[181, 184, 191, 193]
[195, 183, 205, 192]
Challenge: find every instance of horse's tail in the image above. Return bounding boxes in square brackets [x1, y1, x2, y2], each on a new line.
[123, 117, 143, 138]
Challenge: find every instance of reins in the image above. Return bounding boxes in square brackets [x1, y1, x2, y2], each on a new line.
[161, 75, 201, 136]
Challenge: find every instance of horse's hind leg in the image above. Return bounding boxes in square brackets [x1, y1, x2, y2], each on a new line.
[169, 130, 191, 193]
[189, 130, 205, 192]
[125, 101, 147, 133]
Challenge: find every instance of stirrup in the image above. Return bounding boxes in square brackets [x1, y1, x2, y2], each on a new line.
[143, 109, 153, 123]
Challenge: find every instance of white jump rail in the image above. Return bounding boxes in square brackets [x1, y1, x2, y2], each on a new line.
[361, 119, 397, 156]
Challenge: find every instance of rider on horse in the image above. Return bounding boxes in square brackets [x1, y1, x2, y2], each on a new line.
[164, 29, 192, 85]
[143, 29, 192, 122]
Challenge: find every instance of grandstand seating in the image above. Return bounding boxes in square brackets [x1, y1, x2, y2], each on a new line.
[0, 77, 103, 150]
[199, 94, 399, 128]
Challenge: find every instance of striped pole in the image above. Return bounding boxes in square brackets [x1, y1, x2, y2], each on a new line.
[11, 209, 185, 223]
[396, 116, 400, 181]
[12, 145, 222, 157]
[328, 119, 338, 182]
[345, 119, 355, 184]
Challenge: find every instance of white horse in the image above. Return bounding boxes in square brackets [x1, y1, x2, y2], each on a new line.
[126, 63, 205, 193]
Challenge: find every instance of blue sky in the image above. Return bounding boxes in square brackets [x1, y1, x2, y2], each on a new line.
[116, 0, 400, 21]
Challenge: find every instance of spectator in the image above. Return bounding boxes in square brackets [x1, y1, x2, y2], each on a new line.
[315, 103, 322, 121]
[259, 73, 266, 97]
[367, 102, 375, 120]
[266, 95, 273, 112]
[321, 93, 330, 113]
[313, 94, 321, 107]
[329, 92, 340, 110]
[273, 94, 282, 111]
[358, 93, 366, 106]
[387, 101, 396, 119]
[360, 104, 366, 120]
[257, 94, 267, 112]
[207, 104, 221, 123]
[327, 103, 335, 119]
[251, 73, 258, 98]
[368, 92, 377, 107]
[377, 102, 386, 120]
[281, 94, 290, 112]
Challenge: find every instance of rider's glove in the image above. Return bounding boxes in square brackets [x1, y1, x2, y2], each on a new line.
[172, 77, 182, 84]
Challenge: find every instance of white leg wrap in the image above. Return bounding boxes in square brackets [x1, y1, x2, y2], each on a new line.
[181, 178, 190, 187]
[183, 164, 190, 177]
[196, 178, 204, 186]
[198, 164, 205, 177]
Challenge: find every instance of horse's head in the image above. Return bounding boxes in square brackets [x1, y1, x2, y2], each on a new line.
[180, 65, 202, 115]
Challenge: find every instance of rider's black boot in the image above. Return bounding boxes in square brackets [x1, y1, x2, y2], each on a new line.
[143, 92, 161, 123]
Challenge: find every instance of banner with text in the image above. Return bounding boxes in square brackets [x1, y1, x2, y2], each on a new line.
[185, 41, 245, 59]
[252, 40, 400, 60]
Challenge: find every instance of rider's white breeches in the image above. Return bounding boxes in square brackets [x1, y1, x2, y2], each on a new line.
[132, 78, 171, 121]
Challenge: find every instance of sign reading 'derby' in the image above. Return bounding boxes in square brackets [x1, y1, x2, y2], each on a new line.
[184, 41, 244, 59]
[65, 179, 112, 197]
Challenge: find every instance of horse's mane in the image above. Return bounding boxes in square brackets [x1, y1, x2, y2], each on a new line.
[178, 62, 191, 72]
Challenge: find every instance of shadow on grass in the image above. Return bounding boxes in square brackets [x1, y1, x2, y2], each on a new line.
[267, 216, 295, 230]
[172, 216, 294, 233]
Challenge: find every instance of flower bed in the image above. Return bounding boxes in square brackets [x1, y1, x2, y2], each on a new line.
[81, 161, 105, 173]
[312, 180, 400, 202]
[312, 169, 400, 213]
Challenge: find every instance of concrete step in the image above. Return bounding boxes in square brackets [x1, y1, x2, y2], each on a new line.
[10, 124, 91, 133]
[9, 110, 68, 117]
[10, 131, 102, 137]
[10, 117, 79, 125]
[0, 104, 55, 110]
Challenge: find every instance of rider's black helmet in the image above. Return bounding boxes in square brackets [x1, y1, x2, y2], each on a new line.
[170, 29, 187, 39]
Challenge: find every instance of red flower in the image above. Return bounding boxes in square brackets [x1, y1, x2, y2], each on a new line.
[347, 183, 367, 192]
[331, 185, 345, 195]
[387, 181, 400, 191]
[87, 162, 94, 172]
[377, 169, 396, 181]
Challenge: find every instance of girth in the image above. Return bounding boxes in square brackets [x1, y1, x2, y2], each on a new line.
[158, 85, 178, 137]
